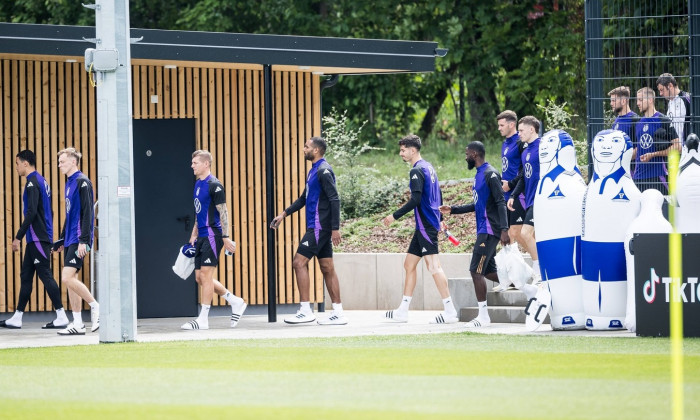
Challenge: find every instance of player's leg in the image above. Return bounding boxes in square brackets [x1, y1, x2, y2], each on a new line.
[424, 254, 458, 324]
[33, 242, 69, 328]
[465, 234, 499, 328]
[317, 247, 347, 325]
[0, 250, 35, 329]
[182, 237, 219, 330]
[212, 279, 247, 328]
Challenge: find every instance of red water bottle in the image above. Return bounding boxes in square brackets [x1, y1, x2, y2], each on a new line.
[445, 230, 460, 246]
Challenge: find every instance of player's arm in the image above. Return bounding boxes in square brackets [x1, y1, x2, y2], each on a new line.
[78, 180, 94, 246]
[319, 168, 340, 231]
[392, 168, 424, 221]
[15, 184, 39, 240]
[271, 186, 307, 229]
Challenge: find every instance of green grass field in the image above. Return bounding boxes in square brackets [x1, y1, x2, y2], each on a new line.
[1, 334, 698, 419]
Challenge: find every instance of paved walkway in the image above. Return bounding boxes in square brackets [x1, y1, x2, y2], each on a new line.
[0, 310, 636, 349]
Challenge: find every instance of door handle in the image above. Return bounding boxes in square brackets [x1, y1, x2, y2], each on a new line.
[176, 215, 191, 231]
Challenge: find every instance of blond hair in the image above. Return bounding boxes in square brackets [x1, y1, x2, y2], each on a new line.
[607, 86, 631, 98]
[637, 87, 655, 100]
[192, 150, 212, 166]
[58, 147, 82, 165]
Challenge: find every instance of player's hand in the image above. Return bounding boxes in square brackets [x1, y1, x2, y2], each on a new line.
[270, 212, 286, 229]
[507, 198, 515, 211]
[11, 238, 20, 252]
[382, 215, 395, 227]
[189, 235, 197, 246]
[640, 153, 653, 162]
[77, 243, 88, 258]
[53, 245, 64, 254]
[502, 180, 510, 192]
[438, 205, 452, 215]
[500, 230, 511, 246]
[331, 230, 341, 246]
[224, 238, 236, 254]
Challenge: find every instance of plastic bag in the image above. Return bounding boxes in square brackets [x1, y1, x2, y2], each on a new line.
[494, 243, 533, 289]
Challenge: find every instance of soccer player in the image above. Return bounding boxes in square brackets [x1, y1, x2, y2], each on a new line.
[656, 73, 691, 142]
[608, 86, 639, 139]
[382, 134, 458, 324]
[496, 110, 526, 291]
[181, 150, 247, 330]
[632, 87, 680, 194]
[0, 150, 68, 329]
[507, 116, 542, 285]
[54, 148, 99, 335]
[270, 137, 346, 325]
[440, 141, 510, 327]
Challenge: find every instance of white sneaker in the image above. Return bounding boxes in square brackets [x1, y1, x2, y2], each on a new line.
[430, 312, 459, 324]
[284, 310, 316, 324]
[492, 284, 507, 292]
[90, 307, 100, 332]
[57, 323, 86, 335]
[465, 317, 491, 328]
[181, 319, 209, 330]
[317, 312, 348, 325]
[384, 309, 408, 323]
[230, 299, 247, 328]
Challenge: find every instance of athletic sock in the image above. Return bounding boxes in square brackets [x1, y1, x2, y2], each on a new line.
[442, 296, 457, 317]
[532, 260, 541, 277]
[88, 301, 99, 309]
[300, 302, 312, 313]
[73, 311, 84, 327]
[222, 291, 238, 305]
[10, 311, 23, 322]
[332, 302, 343, 315]
[477, 301, 489, 320]
[55, 308, 69, 323]
[198, 304, 211, 321]
[398, 295, 412, 312]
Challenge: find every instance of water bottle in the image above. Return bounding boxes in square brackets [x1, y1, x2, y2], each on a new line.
[445, 230, 460, 246]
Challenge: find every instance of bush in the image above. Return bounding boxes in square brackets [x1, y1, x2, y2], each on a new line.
[336, 173, 404, 219]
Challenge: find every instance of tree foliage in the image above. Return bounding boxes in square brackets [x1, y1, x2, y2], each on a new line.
[1, 0, 586, 146]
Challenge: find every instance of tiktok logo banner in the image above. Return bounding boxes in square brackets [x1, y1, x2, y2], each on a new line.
[633, 233, 700, 337]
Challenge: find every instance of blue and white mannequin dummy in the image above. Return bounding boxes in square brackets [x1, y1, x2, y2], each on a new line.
[623, 189, 672, 332]
[677, 133, 700, 233]
[582, 129, 641, 330]
[533, 129, 587, 330]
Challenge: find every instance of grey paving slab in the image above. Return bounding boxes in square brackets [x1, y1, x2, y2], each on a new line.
[0, 310, 637, 350]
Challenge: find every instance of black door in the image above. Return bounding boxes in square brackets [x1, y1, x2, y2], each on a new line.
[133, 119, 198, 318]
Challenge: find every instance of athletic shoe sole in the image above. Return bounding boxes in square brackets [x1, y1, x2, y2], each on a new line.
[181, 319, 209, 330]
[430, 313, 459, 324]
[284, 313, 316, 324]
[42, 321, 69, 329]
[57, 325, 86, 335]
[317, 315, 348, 325]
[465, 318, 491, 328]
[384, 310, 408, 323]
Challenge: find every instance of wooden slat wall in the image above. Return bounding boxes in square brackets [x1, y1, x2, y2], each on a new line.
[0, 54, 323, 311]
[0, 58, 96, 312]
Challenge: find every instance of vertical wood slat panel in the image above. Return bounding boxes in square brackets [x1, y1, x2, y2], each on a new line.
[163, 66, 171, 119]
[1, 57, 321, 311]
[2, 60, 12, 311]
[214, 68, 224, 305]
[132, 65, 141, 119]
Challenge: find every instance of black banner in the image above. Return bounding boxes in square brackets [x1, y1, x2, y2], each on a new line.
[633, 233, 700, 337]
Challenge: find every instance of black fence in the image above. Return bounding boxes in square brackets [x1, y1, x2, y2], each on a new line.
[585, 0, 700, 191]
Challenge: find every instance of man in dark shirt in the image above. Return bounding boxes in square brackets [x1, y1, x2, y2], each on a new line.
[181, 150, 247, 330]
[0, 150, 68, 329]
[54, 148, 99, 335]
[440, 141, 510, 327]
[608, 86, 638, 140]
[271, 137, 346, 325]
[382, 134, 458, 324]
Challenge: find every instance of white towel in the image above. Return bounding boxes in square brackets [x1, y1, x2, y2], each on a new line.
[172, 245, 195, 280]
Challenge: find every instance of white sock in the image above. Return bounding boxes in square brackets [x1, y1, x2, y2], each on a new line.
[300, 302, 312, 313]
[532, 260, 540, 276]
[477, 301, 489, 319]
[222, 291, 238, 305]
[10, 311, 23, 322]
[398, 295, 412, 312]
[198, 304, 211, 321]
[332, 303, 343, 314]
[55, 308, 68, 322]
[442, 297, 457, 316]
[73, 311, 83, 327]
[88, 301, 99, 310]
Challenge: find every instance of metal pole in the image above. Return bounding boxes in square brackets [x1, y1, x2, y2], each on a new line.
[264, 65, 277, 322]
[92, 0, 137, 342]
[585, 0, 604, 181]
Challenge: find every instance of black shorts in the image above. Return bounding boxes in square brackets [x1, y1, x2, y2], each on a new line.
[26, 241, 52, 269]
[635, 177, 668, 195]
[508, 193, 527, 226]
[296, 229, 333, 259]
[522, 205, 534, 226]
[407, 227, 439, 257]
[194, 236, 223, 269]
[469, 233, 499, 275]
[63, 243, 86, 271]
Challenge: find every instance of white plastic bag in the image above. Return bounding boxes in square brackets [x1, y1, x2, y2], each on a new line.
[495, 244, 533, 289]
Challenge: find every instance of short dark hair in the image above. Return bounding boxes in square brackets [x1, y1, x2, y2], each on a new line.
[607, 86, 631, 98]
[496, 110, 517, 123]
[398, 134, 422, 151]
[16, 150, 36, 167]
[656, 73, 677, 88]
[518, 116, 540, 133]
[309, 136, 327, 156]
[687, 133, 699, 152]
[467, 141, 486, 159]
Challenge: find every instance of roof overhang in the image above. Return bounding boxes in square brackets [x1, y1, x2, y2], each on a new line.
[0, 23, 445, 75]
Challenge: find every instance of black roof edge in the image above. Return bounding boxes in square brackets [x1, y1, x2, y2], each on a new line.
[0, 23, 442, 73]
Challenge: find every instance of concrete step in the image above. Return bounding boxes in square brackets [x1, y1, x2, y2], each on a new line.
[487, 290, 529, 306]
[460, 306, 550, 324]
